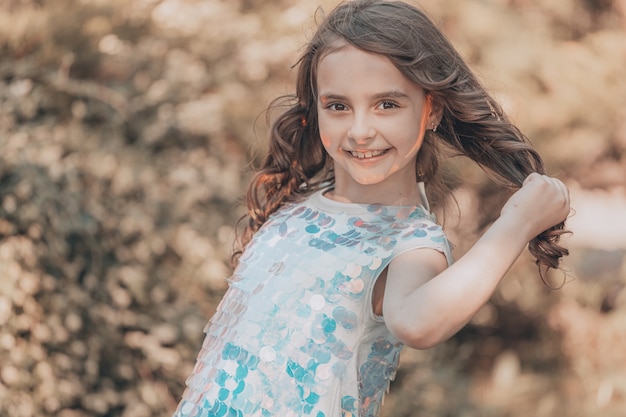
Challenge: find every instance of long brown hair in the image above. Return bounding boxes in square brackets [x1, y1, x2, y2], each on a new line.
[235, 0, 568, 274]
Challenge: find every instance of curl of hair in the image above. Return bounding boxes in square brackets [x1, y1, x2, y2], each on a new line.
[232, 96, 331, 263]
[234, 0, 568, 277]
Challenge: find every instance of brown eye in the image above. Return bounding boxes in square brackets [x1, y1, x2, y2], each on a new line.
[328, 103, 347, 111]
[380, 101, 398, 110]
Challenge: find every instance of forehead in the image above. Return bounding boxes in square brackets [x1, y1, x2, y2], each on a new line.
[316, 44, 420, 95]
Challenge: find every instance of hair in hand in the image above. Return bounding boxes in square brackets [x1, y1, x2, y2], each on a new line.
[236, 0, 568, 276]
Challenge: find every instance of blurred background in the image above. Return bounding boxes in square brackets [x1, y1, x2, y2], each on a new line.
[1, 0, 625, 416]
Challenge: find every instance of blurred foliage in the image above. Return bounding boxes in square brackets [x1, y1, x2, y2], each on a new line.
[0, 0, 625, 416]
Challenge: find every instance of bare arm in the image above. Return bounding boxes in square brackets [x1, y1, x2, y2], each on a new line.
[382, 173, 570, 349]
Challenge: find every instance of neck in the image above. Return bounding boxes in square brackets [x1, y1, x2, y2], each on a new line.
[325, 181, 423, 206]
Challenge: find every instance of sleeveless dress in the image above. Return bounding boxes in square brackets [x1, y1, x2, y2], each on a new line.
[173, 186, 452, 417]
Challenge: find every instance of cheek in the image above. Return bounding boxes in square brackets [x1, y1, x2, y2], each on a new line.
[317, 115, 335, 149]
[403, 108, 429, 154]
[320, 134, 331, 148]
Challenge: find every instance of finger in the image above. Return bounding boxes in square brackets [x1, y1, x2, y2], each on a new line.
[523, 172, 541, 185]
[548, 177, 569, 201]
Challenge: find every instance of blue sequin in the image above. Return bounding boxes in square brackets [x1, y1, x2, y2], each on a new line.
[333, 306, 358, 331]
[321, 317, 336, 333]
[297, 303, 312, 318]
[235, 365, 248, 380]
[342, 396, 358, 412]
[215, 370, 228, 387]
[318, 215, 334, 227]
[208, 400, 220, 414]
[313, 348, 331, 364]
[306, 224, 320, 233]
[218, 388, 229, 401]
[306, 392, 320, 405]
[233, 380, 245, 395]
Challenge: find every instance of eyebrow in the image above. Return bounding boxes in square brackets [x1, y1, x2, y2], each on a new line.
[371, 91, 410, 100]
[319, 90, 410, 101]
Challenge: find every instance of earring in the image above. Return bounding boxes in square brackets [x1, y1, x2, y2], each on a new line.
[432, 124, 437, 133]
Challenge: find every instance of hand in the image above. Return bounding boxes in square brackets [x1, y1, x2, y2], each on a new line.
[500, 173, 570, 240]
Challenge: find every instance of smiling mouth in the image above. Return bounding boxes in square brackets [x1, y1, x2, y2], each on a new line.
[347, 149, 389, 159]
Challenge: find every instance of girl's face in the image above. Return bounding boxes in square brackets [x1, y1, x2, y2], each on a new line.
[316, 44, 436, 205]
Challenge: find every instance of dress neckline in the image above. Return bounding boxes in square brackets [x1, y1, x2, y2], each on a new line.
[312, 182, 430, 212]
[308, 184, 432, 221]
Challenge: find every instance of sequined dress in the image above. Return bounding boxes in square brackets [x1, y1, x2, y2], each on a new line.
[173, 187, 452, 417]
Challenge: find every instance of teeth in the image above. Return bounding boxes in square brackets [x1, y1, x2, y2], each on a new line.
[349, 150, 385, 159]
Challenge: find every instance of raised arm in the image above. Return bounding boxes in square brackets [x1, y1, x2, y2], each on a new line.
[382, 173, 570, 349]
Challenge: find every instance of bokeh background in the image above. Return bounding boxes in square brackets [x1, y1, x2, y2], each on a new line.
[1, 0, 626, 416]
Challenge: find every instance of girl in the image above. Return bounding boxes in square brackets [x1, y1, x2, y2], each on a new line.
[173, 1, 570, 416]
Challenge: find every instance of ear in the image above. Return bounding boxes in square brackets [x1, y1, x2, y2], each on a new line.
[426, 94, 443, 130]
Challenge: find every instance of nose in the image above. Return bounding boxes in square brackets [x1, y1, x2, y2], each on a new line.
[347, 112, 375, 143]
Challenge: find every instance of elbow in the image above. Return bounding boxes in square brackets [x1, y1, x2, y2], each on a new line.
[400, 329, 450, 350]
[386, 316, 452, 350]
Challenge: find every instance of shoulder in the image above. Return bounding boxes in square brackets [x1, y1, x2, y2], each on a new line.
[389, 213, 453, 264]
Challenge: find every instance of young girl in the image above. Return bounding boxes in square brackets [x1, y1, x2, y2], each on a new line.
[172, 1, 570, 416]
